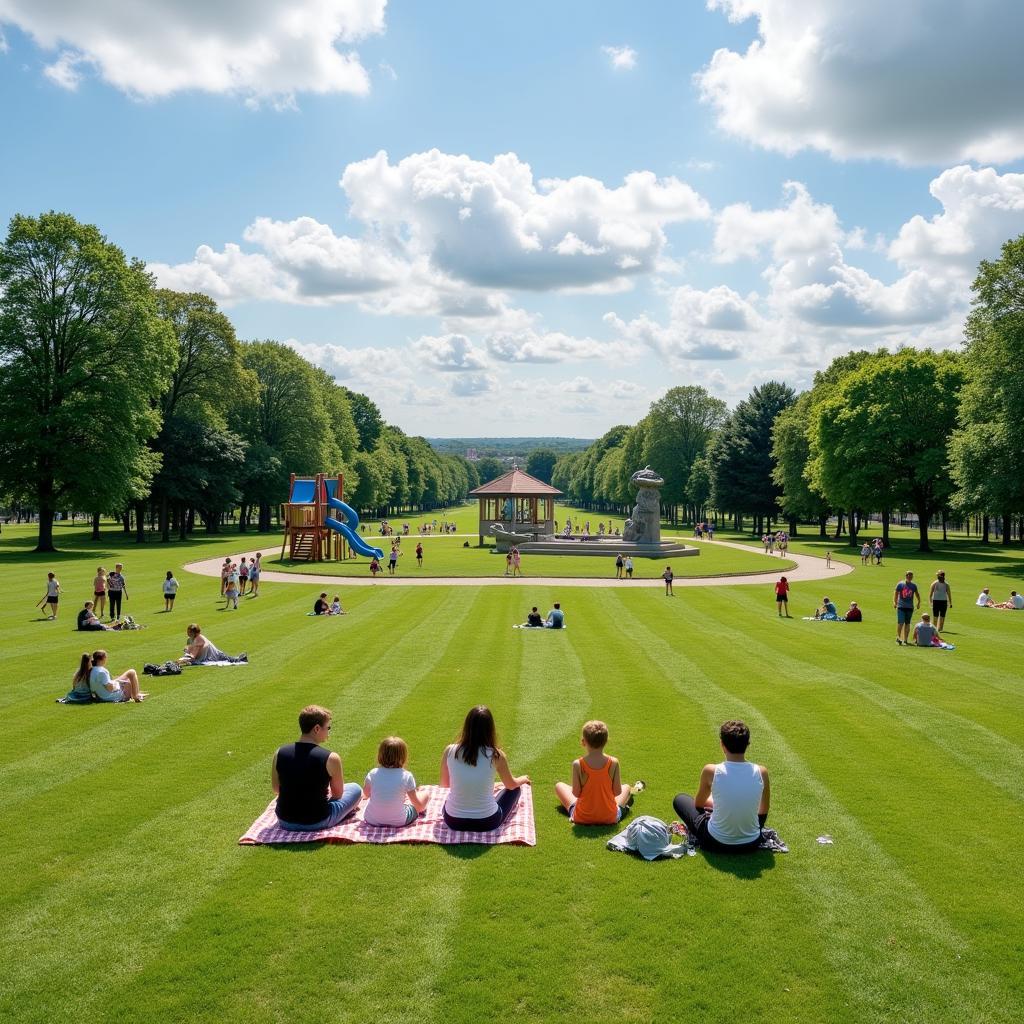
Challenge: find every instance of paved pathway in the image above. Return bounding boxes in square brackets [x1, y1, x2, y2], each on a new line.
[184, 538, 852, 589]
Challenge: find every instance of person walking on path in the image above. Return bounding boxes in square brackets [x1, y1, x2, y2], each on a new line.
[106, 564, 127, 620]
[775, 576, 791, 617]
[894, 570, 921, 646]
[929, 571, 952, 632]
[624, 556, 634, 580]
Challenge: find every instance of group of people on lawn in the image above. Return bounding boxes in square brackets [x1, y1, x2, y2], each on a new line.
[272, 704, 770, 853]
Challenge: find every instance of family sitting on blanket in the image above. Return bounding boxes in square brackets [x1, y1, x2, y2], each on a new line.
[808, 598, 861, 621]
[271, 704, 531, 833]
[519, 603, 565, 628]
[177, 623, 248, 665]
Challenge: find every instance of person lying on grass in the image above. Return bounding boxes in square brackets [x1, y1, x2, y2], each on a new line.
[362, 736, 428, 827]
[554, 720, 643, 825]
[84, 650, 147, 703]
[77, 601, 113, 631]
[177, 623, 247, 665]
[672, 720, 770, 854]
[440, 705, 530, 833]
[272, 705, 362, 832]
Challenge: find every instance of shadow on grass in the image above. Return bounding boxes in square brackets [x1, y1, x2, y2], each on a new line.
[701, 850, 776, 879]
[263, 841, 327, 853]
[439, 842, 500, 861]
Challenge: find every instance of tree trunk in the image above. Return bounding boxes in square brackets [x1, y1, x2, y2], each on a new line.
[160, 494, 170, 543]
[35, 479, 57, 552]
[942, 509, 948, 542]
[917, 504, 931, 552]
[91, 512, 101, 541]
[122, 509, 131, 534]
[818, 514, 827, 538]
[178, 501, 188, 541]
[788, 515, 798, 537]
[259, 503, 272, 532]
[848, 509, 860, 545]
[135, 500, 146, 544]
[833, 511, 844, 539]
[882, 509, 890, 547]
[239, 502, 248, 533]
[1003, 511, 1012, 546]
[982, 515, 990, 544]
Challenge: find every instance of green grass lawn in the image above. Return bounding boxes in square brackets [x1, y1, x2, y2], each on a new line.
[1, 520, 1023, 1023]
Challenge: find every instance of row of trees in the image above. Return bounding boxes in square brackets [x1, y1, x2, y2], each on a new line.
[553, 235, 1024, 552]
[0, 213, 478, 551]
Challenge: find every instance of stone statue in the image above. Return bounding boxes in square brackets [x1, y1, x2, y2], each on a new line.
[622, 467, 664, 544]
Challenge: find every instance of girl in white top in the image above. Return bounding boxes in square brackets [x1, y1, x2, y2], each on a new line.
[163, 571, 179, 612]
[363, 737, 427, 826]
[83, 649, 146, 703]
[440, 706, 530, 832]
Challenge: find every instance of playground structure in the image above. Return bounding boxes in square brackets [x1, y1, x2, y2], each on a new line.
[280, 474, 384, 562]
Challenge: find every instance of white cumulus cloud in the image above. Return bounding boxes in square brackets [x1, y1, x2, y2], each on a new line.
[413, 333, 489, 372]
[601, 45, 637, 71]
[0, 0, 387, 103]
[698, 0, 1024, 164]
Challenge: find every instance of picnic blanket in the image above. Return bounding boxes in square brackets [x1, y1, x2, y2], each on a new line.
[513, 624, 567, 630]
[192, 660, 248, 667]
[239, 784, 536, 846]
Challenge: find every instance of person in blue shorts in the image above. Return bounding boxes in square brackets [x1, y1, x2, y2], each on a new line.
[893, 570, 920, 645]
[545, 603, 565, 628]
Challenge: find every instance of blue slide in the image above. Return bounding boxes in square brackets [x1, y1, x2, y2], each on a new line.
[325, 495, 384, 559]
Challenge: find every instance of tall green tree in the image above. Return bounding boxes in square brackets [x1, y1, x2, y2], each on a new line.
[950, 235, 1024, 541]
[771, 392, 831, 535]
[341, 387, 385, 451]
[0, 212, 176, 551]
[231, 340, 338, 531]
[525, 447, 558, 484]
[643, 386, 727, 519]
[475, 456, 505, 485]
[811, 349, 963, 551]
[711, 381, 795, 532]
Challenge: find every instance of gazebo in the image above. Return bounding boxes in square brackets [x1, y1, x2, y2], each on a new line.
[469, 468, 562, 545]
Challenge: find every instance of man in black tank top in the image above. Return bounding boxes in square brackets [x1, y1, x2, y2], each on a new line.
[272, 705, 362, 831]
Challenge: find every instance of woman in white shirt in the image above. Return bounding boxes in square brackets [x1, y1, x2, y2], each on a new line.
[85, 650, 146, 703]
[440, 706, 530, 832]
[163, 571, 179, 612]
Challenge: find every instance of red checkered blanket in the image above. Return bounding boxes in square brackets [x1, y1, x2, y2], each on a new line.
[239, 784, 536, 846]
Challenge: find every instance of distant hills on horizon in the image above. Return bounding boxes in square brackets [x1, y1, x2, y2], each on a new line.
[427, 437, 594, 458]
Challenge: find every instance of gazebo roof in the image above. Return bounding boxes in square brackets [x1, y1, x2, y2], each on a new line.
[469, 468, 563, 497]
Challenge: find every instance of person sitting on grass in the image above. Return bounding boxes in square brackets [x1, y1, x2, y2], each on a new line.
[329, 595, 346, 615]
[77, 600, 113, 631]
[912, 613, 940, 646]
[545, 603, 565, 629]
[844, 601, 863, 622]
[178, 623, 247, 665]
[523, 606, 544, 627]
[554, 720, 643, 825]
[815, 596, 839, 620]
[362, 736, 428, 827]
[313, 592, 330, 615]
[993, 590, 1024, 610]
[273, 705, 362, 832]
[86, 650, 147, 703]
[976, 588, 994, 607]
[672, 720, 770, 854]
[440, 705, 530, 833]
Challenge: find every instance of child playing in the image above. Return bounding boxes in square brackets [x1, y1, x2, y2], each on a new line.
[554, 720, 643, 825]
[662, 565, 674, 596]
[329, 595, 345, 615]
[369, 557, 382, 576]
[41, 572, 61, 619]
[362, 737, 428, 826]
[224, 569, 239, 610]
[163, 571, 179, 612]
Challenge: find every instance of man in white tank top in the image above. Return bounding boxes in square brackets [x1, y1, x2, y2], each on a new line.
[672, 720, 770, 853]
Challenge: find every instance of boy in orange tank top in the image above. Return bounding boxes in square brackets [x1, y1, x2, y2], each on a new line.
[554, 720, 644, 825]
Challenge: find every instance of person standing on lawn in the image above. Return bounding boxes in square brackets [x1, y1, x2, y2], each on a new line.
[894, 570, 921, 646]
[775, 576, 790, 617]
[106, 563, 127, 620]
[929, 570, 952, 632]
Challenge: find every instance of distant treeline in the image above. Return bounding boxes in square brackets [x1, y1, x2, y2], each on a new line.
[428, 437, 593, 458]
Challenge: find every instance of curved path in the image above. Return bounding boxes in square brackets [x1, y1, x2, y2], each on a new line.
[184, 538, 852, 589]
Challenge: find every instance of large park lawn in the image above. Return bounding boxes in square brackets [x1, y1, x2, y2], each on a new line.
[1, 520, 1022, 1023]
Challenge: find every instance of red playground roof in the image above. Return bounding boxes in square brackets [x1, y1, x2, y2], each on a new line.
[469, 468, 563, 497]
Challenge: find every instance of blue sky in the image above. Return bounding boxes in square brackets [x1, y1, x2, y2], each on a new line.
[3, 1, 1024, 436]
